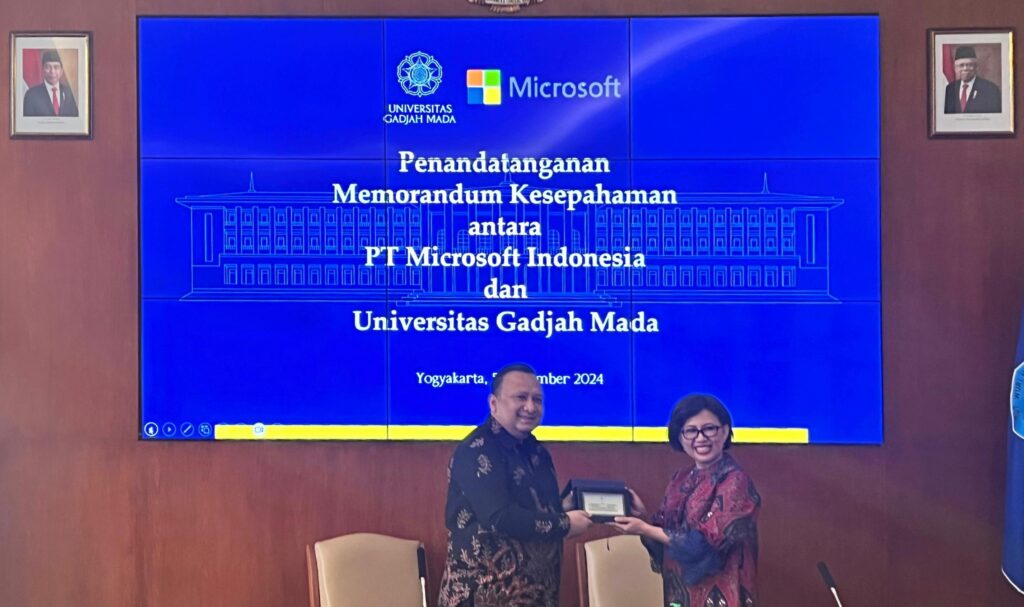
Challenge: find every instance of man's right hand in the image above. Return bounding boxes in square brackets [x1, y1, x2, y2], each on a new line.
[566, 510, 593, 538]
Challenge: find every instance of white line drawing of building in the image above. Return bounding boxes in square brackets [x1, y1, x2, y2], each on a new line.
[174, 174, 842, 304]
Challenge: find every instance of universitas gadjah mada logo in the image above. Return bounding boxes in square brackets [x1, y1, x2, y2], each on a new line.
[397, 51, 443, 97]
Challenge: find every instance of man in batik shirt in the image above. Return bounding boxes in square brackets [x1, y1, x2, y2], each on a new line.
[438, 363, 593, 607]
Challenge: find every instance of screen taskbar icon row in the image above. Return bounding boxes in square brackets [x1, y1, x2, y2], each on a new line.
[140, 423, 810, 443]
[142, 421, 214, 439]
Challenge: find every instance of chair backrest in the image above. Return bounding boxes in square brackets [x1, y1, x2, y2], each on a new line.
[577, 534, 664, 607]
[307, 532, 426, 607]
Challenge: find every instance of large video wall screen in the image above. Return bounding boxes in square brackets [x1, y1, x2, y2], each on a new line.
[139, 16, 881, 443]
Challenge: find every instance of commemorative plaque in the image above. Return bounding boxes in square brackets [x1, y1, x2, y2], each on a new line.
[561, 479, 632, 523]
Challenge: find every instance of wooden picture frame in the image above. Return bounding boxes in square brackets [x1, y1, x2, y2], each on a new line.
[10, 31, 92, 138]
[929, 28, 1015, 137]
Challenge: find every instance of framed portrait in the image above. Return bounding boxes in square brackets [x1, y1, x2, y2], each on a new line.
[929, 28, 1014, 137]
[10, 32, 92, 138]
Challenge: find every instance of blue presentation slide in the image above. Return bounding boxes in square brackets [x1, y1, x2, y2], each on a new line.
[139, 16, 881, 443]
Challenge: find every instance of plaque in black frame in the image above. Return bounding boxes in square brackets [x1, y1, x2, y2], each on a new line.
[561, 478, 632, 523]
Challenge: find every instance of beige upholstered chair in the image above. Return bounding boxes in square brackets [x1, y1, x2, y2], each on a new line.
[576, 534, 664, 607]
[305, 532, 427, 607]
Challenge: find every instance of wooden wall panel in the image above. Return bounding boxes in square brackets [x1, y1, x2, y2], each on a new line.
[2, 1, 1024, 606]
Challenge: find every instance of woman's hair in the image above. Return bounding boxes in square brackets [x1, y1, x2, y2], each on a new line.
[667, 393, 734, 452]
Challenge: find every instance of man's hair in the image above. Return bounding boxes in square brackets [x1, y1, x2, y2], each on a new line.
[667, 393, 734, 452]
[41, 50, 62, 66]
[490, 362, 537, 396]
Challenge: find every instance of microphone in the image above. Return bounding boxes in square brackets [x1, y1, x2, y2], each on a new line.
[817, 561, 844, 607]
[418, 547, 428, 607]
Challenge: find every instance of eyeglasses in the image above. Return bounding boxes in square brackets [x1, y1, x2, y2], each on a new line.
[681, 424, 721, 441]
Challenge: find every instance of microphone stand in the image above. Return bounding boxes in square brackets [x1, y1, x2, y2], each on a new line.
[817, 561, 844, 607]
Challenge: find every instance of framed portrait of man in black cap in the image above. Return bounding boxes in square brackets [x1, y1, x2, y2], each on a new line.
[10, 32, 92, 137]
[929, 29, 1014, 137]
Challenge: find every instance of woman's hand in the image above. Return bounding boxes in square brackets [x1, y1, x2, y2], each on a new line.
[609, 515, 650, 536]
[609, 515, 670, 545]
[626, 487, 648, 518]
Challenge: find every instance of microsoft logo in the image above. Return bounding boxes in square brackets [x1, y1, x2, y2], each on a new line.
[466, 69, 501, 105]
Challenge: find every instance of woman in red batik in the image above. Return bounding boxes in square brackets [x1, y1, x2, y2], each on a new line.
[613, 394, 761, 607]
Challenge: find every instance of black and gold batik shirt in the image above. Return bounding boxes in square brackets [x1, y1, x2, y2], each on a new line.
[437, 417, 571, 607]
